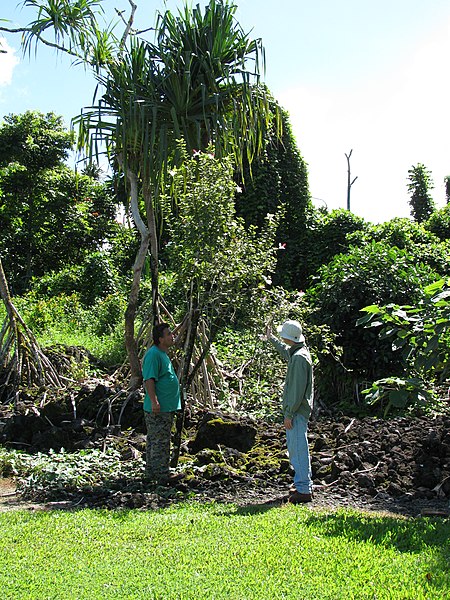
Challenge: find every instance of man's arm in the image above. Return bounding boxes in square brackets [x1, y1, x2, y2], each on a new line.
[144, 378, 160, 413]
[264, 324, 290, 360]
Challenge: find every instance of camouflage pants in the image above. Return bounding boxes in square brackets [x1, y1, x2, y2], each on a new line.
[144, 411, 175, 481]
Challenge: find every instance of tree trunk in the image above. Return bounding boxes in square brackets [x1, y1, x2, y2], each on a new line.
[123, 167, 150, 389]
[125, 234, 149, 389]
[122, 167, 161, 389]
[144, 180, 160, 326]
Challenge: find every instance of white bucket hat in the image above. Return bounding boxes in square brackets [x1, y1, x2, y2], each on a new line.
[277, 319, 305, 343]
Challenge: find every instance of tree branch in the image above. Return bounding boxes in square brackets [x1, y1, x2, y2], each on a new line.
[0, 25, 83, 60]
[120, 0, 137, 48]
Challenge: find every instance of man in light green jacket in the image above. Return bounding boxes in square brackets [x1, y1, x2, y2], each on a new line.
[265, 319, 314, 503]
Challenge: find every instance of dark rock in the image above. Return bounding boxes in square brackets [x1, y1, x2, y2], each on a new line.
[423, 429, 441, 452]
[313, 436, 331, 451]
[190, 415, 256, 453]
[2, 414, 44, 446]
[357, 474, 374, 488]
[31, 426, 71, 451]
[387, 482, 403, 497]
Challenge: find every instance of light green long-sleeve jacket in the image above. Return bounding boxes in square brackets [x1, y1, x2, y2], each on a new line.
[269, 336, 314, 420]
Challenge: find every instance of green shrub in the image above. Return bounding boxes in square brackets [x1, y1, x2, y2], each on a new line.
[76, 252, 119, 305]
[296, 209, 368, 289]
[93, 292, 127, 336]
[307, 241, 440, 402]
[14, 291, 87, 333]
[348, 217, 439, 249]
[425, 204, 450, 241]
[358, 278, 450, 414]
[10, 290, 126, 368]
[31, 252, 119, 306]
[31, 265, 84, 298]
[107, 224, 140, 277]
[361, 376, 438, 417]
[347, 218, 450, 276]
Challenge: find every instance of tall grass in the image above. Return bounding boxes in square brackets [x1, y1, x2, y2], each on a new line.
[1, 291, 127, 367]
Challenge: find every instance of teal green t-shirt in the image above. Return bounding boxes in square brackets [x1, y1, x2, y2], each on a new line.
[142, 345, 181, 413]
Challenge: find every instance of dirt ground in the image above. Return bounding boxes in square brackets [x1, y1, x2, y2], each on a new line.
[1, 390, 449, 518]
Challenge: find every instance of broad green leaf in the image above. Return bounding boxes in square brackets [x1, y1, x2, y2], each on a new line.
[355, 313, 374, 326]
[389, 389, 408, 407]
[359, 305, 381, 314]
[424, 279, 445, 295]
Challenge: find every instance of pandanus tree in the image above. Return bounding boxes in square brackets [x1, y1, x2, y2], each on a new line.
[4, 0, 279, 388]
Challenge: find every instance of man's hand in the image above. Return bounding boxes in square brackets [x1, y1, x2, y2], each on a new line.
[261, 320, 273, 341]
[144, 379, 160, 413]
[284, 417, 293, 430]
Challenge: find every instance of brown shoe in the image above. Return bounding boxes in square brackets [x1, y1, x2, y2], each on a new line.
[288, 491, 313, 504]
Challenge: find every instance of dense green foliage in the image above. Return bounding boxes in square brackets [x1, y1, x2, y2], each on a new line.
[307, 241, 441, 390]
[0, 291, 126, 366]
[302, 209, 367, 287]
[425, 204, 450, 241]
[234, 108, 312, 289]
[348, 217, 438, 249]
[294, 214, 450, 407]
[0, 111, 118, 294]
[164, 147, 278, 329]
[30, 253, 120, 306]
[233, 110, 370, 292]
[0, 502, 448, 599]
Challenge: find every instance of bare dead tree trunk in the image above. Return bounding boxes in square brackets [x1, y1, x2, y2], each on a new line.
[345, 149, 358, 211]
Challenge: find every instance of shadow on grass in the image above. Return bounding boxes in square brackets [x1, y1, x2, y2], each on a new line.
[301, 510, 450, 595]
[303, 510, 450, 553]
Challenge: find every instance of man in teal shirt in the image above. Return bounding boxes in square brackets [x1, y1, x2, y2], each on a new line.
[265, 319, 314, 503]
[142, 322, 183, 484]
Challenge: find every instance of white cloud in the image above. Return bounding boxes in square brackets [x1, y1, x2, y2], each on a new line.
[0, 37, 19, 86]
[277, 19, 450, 223]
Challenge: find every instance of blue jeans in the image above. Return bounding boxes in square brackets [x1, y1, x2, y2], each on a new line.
[286, 414, 312, 493]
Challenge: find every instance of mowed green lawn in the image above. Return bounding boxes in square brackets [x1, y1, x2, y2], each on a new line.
[0, 503, 448, 599]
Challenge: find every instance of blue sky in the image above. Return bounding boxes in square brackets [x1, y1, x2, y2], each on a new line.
[1, 0, 450, 222]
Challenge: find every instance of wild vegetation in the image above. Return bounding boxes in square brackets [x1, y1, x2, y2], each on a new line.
[0, 6, 449, 594]
[1, 0, 448, 416]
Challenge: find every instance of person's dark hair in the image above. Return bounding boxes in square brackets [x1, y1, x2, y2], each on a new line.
[152, 322, 170, 346]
